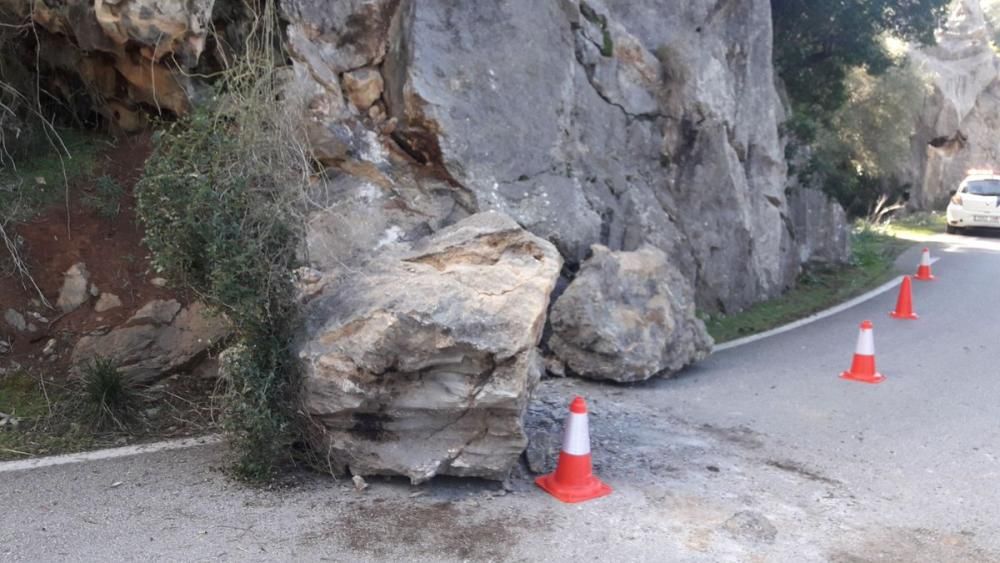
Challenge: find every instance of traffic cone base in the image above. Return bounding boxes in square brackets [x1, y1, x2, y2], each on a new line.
[890, 275, 918, 320]
[840, 369, 885, 384]
[535, 453, 612, 503]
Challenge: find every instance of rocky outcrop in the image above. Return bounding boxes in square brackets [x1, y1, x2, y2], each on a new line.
[8, 0, 847, 311]
[3, 0, 213, 129]
[71, 299, 230, 384]
[549, 245, 712, 382]
[11, 0, 858, 478]
[911, 0, 1000, 208]
[786, 187, 851, 266]
[286, 0, 819, 315]
[297, 212, 561, 483]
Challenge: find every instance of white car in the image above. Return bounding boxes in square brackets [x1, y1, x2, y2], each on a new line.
[946, 170, 1000, 234]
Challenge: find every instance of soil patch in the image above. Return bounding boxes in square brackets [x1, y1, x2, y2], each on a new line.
[0, 130, 216, 461]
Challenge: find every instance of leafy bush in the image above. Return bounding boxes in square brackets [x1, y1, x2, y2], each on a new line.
[80, 357, 140, 430]
[137, 104, 306, 480]
[82, 175, 124, 220]
[792, 63, 931, 217]
[135, 1, 312, 479]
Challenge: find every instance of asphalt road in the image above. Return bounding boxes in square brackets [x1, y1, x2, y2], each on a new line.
[3, 233, 1000, 562]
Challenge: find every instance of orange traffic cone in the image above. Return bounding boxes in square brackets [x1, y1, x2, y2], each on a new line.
[840, 320, 884, 384]
[915, 247, 935, 281]
[535, 396, 612, 503]
[890, 275, 918, 320]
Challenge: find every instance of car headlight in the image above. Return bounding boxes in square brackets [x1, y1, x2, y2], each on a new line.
[951, 193, 963, 205]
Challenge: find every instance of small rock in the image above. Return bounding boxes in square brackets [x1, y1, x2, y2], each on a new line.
[89, 283, 100, 297]
[57, 262, 91, 313]
[26, 323, 36, 333]
[94, 293, 123, 313]
[723, 511, 778, 544]
[342, 68, 384, 111]
[150, 277, 168, 288]
[524, 429, 560, 474]
[543, 355, 566, 378]
[0, 340, 10, 355]
[368, 103, 386, 122]
[42, 339, 57, 356]
[28, 311, 49, 324]
[0, 411, 20, 428]
[3, 309, 26, 332]
[380, 117, 398, 135]
[352, 475, 369, 492]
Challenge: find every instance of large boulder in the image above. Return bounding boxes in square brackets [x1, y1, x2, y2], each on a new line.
[297, 212, 561, 483]
[71, 300, 230, 384]
[548, 245, 712, 382]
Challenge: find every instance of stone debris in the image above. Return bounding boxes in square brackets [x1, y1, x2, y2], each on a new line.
[57, 262, 91, 313]
[723, 511, 778, 544]
[352, 475, 369, 492]
[27, 311, 48, 324]
[71, 300, 230, 385]
[4, 309, 26, 332]
[94, 293, 123, 313]
[342, 68, 384, 111]
[0, 411, 20, 429]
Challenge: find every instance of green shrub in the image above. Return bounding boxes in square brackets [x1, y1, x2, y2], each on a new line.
[80, 357, 139, 430]
[137, 102, 305, 480]
[136, 0, 311, 479]
[82, 175, 124, 220]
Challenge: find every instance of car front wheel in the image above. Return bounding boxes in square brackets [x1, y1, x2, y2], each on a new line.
[946, 224, 963, 235]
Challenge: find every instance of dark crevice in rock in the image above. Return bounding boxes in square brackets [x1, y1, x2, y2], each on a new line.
[928, 131, 967, 156]
[569, 11, 661, 122]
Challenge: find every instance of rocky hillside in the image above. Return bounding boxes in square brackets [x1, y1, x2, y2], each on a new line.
[3, 0, 851, 480]
[911, 0, 1000, 208]
[7, 0, 849, 309]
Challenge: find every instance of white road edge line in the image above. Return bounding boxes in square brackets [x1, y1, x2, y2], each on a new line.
[714, 257, 940, 353]
[0, 434, 224, 473]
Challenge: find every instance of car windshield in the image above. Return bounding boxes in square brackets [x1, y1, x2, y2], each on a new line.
[966, 179, 1000, 196]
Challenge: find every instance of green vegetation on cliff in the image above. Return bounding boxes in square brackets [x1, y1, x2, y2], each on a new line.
[707, 227, 910, 343]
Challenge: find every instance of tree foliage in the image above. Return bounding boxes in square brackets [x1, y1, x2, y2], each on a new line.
[773, 0, 949, 120]
[799, 62, 933, 217]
